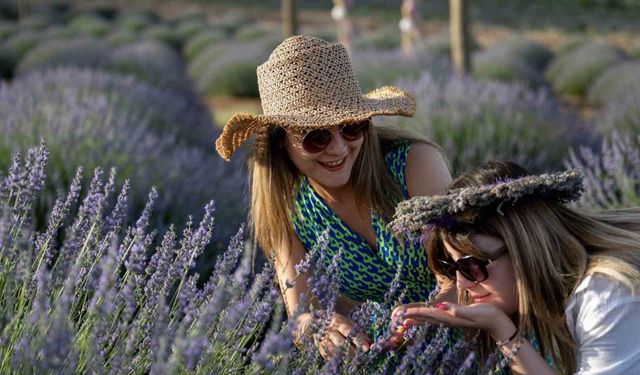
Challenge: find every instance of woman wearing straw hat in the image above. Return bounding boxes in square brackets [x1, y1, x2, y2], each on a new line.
[215, 35, 452, 359]
[389, 161, 640, 374]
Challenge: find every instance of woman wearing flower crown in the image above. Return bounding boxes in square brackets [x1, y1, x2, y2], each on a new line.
[215, 35, 452, 359]
[390, 161, 640, 374]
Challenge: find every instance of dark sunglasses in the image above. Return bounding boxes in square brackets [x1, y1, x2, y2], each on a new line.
[287, 120, 369, 153]
[437, 246, 507, 283]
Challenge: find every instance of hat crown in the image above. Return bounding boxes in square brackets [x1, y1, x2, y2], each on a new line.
[257, 35, 366, 118]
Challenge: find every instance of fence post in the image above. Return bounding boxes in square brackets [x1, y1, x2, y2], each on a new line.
[450, 0, 471, 77]
[282, 0, 298, 38]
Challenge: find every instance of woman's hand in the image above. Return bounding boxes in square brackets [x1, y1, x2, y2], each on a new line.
[392, 302, 517, 342]
[296, 312, 372, 360]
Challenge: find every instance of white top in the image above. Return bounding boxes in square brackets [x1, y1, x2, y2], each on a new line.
[565, 274, 640, 374]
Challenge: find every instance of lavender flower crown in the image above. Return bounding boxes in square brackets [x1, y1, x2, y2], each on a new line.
[389, 169, 584, 235]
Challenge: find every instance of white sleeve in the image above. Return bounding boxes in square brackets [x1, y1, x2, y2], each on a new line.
[568, 276, 640, 375]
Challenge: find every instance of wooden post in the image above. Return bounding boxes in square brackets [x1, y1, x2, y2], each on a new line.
[17, 0, 30, 19]
[282, 0, 298, 38]
[450, 0, 471, 77]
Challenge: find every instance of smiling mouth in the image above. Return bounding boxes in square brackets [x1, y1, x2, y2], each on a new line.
[471, 293, 491, 301]
[318, 157, 346, 168]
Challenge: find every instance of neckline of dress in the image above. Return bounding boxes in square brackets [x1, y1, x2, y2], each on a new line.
[302, 176, 379, 253]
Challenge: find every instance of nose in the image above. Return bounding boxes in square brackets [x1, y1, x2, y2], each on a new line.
[456, 271, 476, 290]
[323, 131, 349, 154]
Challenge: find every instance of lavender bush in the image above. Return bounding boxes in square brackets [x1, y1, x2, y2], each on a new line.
[3, 28, 40, 57]
[16, 38, 112, 76]
[587, 61, 640, 106]
[143, 24, 183, 50]
[67, 14, 110, 38]
[593, 91, 640, 138]
[473, 47, 545, 88]
[545, 42, 627, 97]
[115, 10, 157, 32]
[107, 40, 193, 95]
[385, 72, 591, 174]
[174, 19, 208, 44]
[183, 29, 227, 61]
[105, 29, 138, 48]
[0, 21, 13, 40]
[14, 13, 53, 30]
[188, 39, 273, 98]
[473, 36, 552, 88]
[0, 144, 490, 374]
[0, 68, 245, 248]
[566, 133, 640, 209]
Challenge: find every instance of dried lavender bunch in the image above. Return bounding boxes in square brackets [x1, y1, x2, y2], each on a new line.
[389, 169, 584, 235]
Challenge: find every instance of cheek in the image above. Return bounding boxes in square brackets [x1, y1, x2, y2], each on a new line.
[351, 138, 364, 154]
[487, 263, 519, 314]
[285, 143, 312, 169]
[500, 265, 518, 314]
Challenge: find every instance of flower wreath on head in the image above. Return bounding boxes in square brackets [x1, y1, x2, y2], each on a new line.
[388, 169, 584, 237]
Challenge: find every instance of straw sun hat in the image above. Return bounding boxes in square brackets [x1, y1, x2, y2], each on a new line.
[215, 35, 416, 161]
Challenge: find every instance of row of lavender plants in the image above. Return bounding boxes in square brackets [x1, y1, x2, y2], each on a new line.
[0, 3, 275, 98]
[0, 143, 486, 374]
[0, 68, 246, 260]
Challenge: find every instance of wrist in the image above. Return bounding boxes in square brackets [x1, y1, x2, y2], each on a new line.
[489, 314, 517, 344]
[293, 313, 312, 346]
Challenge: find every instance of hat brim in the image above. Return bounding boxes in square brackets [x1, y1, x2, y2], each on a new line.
[215, 86, 415, 161]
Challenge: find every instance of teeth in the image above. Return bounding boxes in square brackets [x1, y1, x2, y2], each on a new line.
[320, 158, 344, 167]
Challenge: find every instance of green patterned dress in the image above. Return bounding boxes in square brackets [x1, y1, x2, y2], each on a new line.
[290, 141, 436, 304]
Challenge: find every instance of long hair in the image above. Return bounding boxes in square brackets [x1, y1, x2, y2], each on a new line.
[425, 161, 640, 373]
[248, 120, 443, 261]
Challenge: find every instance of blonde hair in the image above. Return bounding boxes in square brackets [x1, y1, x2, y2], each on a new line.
[426, 161, 640, 373]
[248, 120, 441, 258]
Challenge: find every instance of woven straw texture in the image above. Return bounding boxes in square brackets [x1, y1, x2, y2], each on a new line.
[215, 35, 416, 161]
[389, 170, 584, 235]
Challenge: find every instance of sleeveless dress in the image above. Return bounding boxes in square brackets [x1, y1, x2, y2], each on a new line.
[290, 141, 436, 304]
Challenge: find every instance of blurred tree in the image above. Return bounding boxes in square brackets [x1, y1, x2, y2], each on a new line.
[400, 0, 423, 57]
[331, 0, 355, 54]
[282, 0, 298, 38]
[450, 0, 471, 77]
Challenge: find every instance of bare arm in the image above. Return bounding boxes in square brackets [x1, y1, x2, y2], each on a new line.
[405, 142, 452, 198]
[273, 232, 314, 319]
[273, 232, 372, 358]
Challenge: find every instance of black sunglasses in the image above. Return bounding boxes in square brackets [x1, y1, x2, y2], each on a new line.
[286, 120, 369, 153]
[437, 246, 508, 284]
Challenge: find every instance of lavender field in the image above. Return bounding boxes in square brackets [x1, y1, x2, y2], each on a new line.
[1, 0, 639, 373]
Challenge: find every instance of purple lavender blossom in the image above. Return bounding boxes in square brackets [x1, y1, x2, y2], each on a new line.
[104, 178, 130, 235]
[144, 225, 177, 306]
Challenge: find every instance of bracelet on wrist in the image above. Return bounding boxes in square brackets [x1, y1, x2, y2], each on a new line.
[495, 329, 518, 347]
[498, 336, 524, 368]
